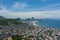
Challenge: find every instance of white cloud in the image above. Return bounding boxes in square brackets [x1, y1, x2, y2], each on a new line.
[0, 5, 60, 19]
[11, 2, 29, 10]
[39, 3, 60, 10]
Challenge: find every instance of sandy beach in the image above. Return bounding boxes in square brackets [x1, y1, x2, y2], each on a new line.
[33, 21, 38, 26]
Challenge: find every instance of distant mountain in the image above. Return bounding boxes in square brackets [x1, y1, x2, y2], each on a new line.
[14, 18, 22, 22]
[0, 16, 6, 20]
[25, 17, 35, 21]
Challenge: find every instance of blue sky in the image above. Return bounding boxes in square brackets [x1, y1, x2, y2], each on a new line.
[0, 0, 60, 19]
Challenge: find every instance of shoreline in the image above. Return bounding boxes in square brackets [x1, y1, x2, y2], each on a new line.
[32, 21, 60, 29]
[32, 21, 38, 26]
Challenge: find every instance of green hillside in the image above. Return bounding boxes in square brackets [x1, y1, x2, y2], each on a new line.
[0, 16, 22, 26]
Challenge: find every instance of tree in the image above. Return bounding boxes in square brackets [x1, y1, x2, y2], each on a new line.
[12, 34, 25, 40]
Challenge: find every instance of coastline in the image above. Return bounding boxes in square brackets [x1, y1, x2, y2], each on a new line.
[32, 21, 38, 26]
[32, 21, 60, 29]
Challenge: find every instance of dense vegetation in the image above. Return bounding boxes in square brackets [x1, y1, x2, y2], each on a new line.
[12, 34, 25, 40]
[12, 34, 34, 40]
[0, 19, 22, 26]
[0, 16, 22, 26]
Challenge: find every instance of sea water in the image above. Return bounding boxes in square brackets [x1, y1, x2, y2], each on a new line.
[35, 19, 60, 28]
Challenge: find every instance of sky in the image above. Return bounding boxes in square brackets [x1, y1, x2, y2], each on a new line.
[0, 0, 60, 19]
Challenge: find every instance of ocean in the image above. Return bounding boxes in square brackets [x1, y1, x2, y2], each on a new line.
[35, 19, 60, 28]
